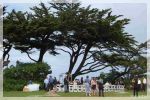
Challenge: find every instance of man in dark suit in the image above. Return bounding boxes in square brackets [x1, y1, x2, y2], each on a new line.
[132, 76, 138, 97]
[97, 78, 104, 97]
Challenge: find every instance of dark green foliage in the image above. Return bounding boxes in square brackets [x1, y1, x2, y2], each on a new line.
[98, 55, 147, 89]
[50, 3, 138, 79]
[3, 2, 145, 80]
[3, 79, 26, 91]
[3, 3, 59, 63]
[3, 63, 51, 91]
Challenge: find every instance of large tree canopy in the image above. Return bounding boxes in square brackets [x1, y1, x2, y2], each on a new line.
[4, 3, 143, 79]
[3, 3, 59, 63]
[51, 3, 138, 79]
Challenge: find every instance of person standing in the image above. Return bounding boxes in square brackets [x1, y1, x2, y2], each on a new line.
[48, 76, 54, 91]
[53, 77, 58, 86]
[138, 78, 142, 92]
[66, 72, 72, 92]
[53, 77, 58, 92]
[84, 76, 91, 96]
[142, 77, 147, 92]
[132, 76, 138, 97]
[44, 76, 49, 91]
[67, 72, 72, 82]
[91, 77, 97, 96]
[80, 77, 84, 85]
[97, 78, 104, 97]
[64, 76, 69, 93]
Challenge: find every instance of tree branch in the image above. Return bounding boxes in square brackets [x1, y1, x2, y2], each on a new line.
[83, 61, 97, 67]
[57, 48, 72, 57]
[26, 52, 38, 62]
[78, 50, 85, 56]
[85, 50, 100, 60]
[68, 43, 82, 73]
[72, 43, 82, 63]
[80, 66, 108, 75]
[74, 44, 92, 74]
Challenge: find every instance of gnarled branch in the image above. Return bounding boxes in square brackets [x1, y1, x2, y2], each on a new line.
[25, 51, 38, 62]
[56, 48, 71, 57]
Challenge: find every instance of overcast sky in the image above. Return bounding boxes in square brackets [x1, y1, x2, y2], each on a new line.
[3, 2, 147, 79]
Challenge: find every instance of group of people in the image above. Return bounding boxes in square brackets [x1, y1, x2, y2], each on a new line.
[44, 75, 59, 92]
[43, 73, 147, 97]
[63, 75, 104, 97]
[84, 76, 104, 97]
[44, 73, 104, 97]
[132, 76, 147, 97]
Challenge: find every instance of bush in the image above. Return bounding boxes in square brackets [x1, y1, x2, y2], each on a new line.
[3, 62, 52, 91]
[3, 79, 26, 91]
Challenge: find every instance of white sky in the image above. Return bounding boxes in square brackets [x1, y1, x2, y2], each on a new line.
[2, 0, 148, 79]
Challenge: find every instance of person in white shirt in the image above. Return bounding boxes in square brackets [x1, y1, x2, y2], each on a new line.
[142, 77, 147, 92]
[44, 76, 49, 91]
[138, 78, 141, 91]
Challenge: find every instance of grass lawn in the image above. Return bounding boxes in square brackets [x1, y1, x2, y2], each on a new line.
[3, 90, 147, 97]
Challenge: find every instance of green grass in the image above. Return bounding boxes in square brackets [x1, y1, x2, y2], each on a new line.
[3, 90, 46, 97]
[3, 90, 147, 97]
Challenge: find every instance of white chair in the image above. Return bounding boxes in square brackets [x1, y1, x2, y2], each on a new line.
[73, 84, 78, 92]
[69, 85, 74, 92]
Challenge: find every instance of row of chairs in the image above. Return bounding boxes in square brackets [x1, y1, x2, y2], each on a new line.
[104, 85, 124, 92]
[56, 84, 124, 92]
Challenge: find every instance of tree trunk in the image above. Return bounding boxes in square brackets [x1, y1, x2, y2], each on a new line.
[68, 64, 74, 73]
[74, 45, 91, 75]
[68, 52, 75, 73]
[68, 45, 82, 73]
[37, 48, 46, 63]
[72, 73, 79, 81]
[3, 45, 12, 61]
[67, 45, 92, 80]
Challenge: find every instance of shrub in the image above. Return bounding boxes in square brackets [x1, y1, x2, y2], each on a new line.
[3, 79, 26, 91]
[3, 62, 52, 91]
